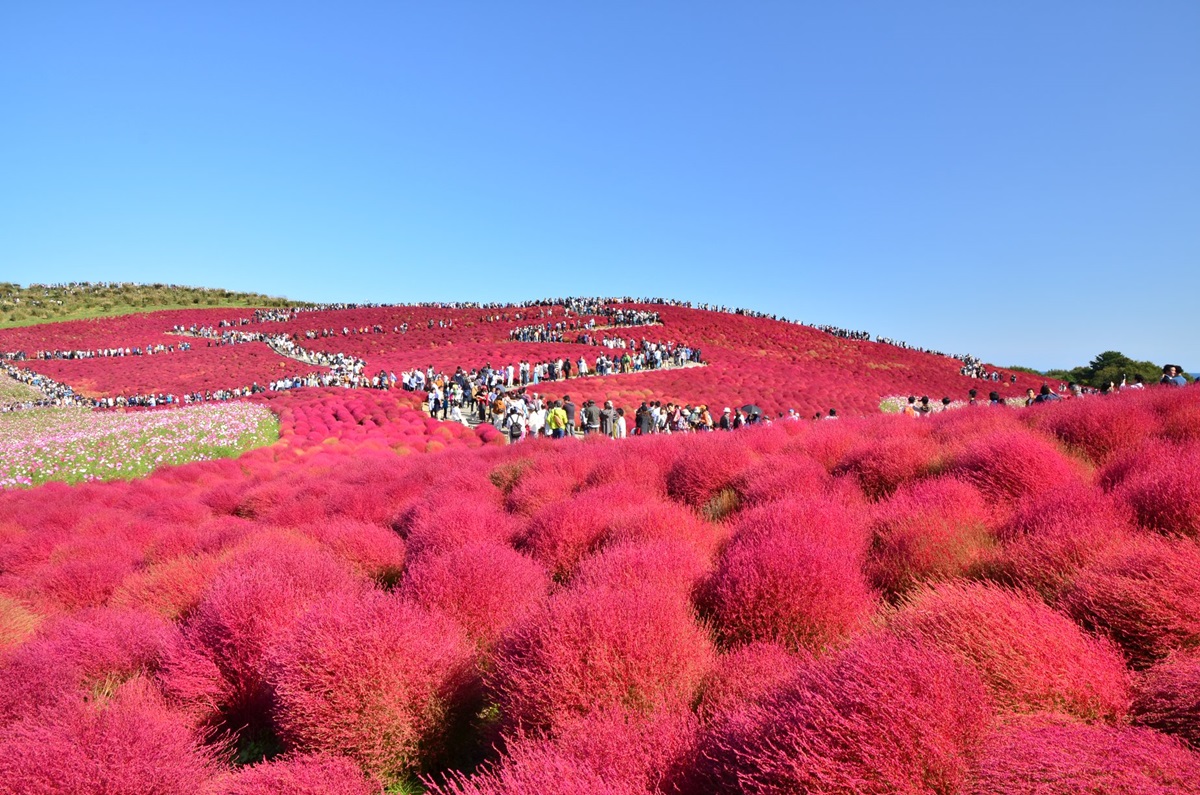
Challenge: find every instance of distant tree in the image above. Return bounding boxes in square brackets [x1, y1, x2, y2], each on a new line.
[1047, 351, 1189, 388]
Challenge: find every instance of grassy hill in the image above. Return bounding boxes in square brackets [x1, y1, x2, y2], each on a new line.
[0, 282, 308, 329]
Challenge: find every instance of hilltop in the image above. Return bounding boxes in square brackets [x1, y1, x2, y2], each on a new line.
[0, 282, 307, 329]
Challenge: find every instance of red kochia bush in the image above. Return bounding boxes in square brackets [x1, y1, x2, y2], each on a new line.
[401, 542, 550, 651]
[518, 485, 654, 579]
[0, 678, 218, 795]
[1107, 440, 1200, 538]
[866, 477, 993, 598]
[213, 753, 381, 795]
[696, 641, 810, 721]
[699, 497, 875, 653]
[270, 589, 475, 780]
[488, 584, 715, 736]
[0, 607, 175, 724]
[427, 709, 697, 795]
[889, 582, 1130, 722]
[110, 554, 222, 620]
[693, 635, 992, 795]
[0, 596, 39, 653]
[1024, 394, 1159, 464]
[1132, 651, 1200, 749]
[400, 498, 523, 561]
[572, 539, 710, 597]
[989, 483, 1137, 599]
[732, 454, 831, 507]
[945, 429, 1083, 506]
[665, 434, 755, 508]
[833, 430, 939, 500]
[299, 519, 407, 585]
[1062, 535, 1200, 668]
[970, 718, 1200, 794]
[176, 540, 362, 720]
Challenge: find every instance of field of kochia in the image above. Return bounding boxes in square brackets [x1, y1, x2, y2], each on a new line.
[0, 300, 1198, 794]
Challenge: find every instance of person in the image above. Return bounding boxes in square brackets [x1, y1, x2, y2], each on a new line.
[941, 397, 952, 410]
[968, 388, 977, 406]
[637, 402, 654, 435]
[1161, 365, 1187, 387]
[547, 401, 568, 439]
[599, 400, 615, 436]
[902, 396, 918, 418]
[615, 407, 627, 439]
[1069, 383, 1084, 398]
[584, 400, 601, 435]
[1024, 388, 1037, 407]
[719, 407, 732, 430]
[916, 396, 932, 417]
[1126, 373, 1146, 390]
[1035, 384, 1061, 403]
[989, 391, 1002, 405]
[826, 408, 839, 419]
[563, 395, 577, 436]
[507, 410, 524, 443]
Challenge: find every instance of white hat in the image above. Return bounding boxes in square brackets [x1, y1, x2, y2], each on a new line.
[723, 407, 731, 413]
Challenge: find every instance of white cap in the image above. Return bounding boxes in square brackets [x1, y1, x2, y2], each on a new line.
[723, 407, 731, 413]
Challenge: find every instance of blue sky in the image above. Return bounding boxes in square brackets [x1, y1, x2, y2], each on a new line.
[1, 3, 1196, 370]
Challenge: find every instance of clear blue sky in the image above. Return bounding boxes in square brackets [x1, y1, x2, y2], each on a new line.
[2, 3, 1196, 370]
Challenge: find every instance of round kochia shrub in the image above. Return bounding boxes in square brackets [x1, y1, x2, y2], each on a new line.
[833, 430, 939, 500]
[988, 483, 1136, 599]
[213, 753, 380, 795]
[970, 718, 1200, 794]
[572, 538, 710, 597]
[1105, 440, 1200, 538]
[1024, 394, 1159, 464]
[866, 477, 993, 598]
[401, 541, 550, 651]
[1132, 651, 1200, 749]
[0, 677, 218, 795]
[945, 429, 1083, 505]
[698, 497, 875, 653]
[175, 539, 362, 720]
[696, 641, 810, 720]
[1062, 535, 1200, 668]
[692, 635, 992, 795]
[889, 582, 1130, 722]
[488, 584, 714, 736]
[270, 589, 475, 781]
[665, 434, 755, 508]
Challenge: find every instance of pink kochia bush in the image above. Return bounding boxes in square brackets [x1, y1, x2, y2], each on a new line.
[945, 429, 1083, 506]
[0, 678, 218, 795]
[889, 582, 1130, 722]
[1132, 651, 1200, 749]
[427, 709, 697, 795]
[1103, 439, 1200, 538]
[488, 583, 714, 737]
[866, 477, 993, 598]
[698, 497, 875, 653]
[269, 589, 475, 781]
[213, 753, 381, 795]
[690, 635, 992, 795]
[1062, 535, 1200, 668]
[401, 542, 550, 651]
[970, 718, 1200, 794]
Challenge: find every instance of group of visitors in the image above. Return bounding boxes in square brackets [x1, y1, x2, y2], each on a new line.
[3, 341, 193, 362]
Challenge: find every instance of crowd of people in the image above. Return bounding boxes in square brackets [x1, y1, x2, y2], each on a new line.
[2, 341, 193, 362]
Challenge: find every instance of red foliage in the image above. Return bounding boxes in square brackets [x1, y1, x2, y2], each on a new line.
[109, 554, 221, 620]
[691, 635, 992, 795]
[401, 542, 550, 651]
[945, 429, 1085, 505]
[833, 427, 940, 499]
[399, 498, 521, 562]
[970, 718, 1200, 794]
[698, 497, 876, 653]
[866, 477, 993, 598]
[517, 485, 652, 579]
[0, 677, 219, 795]
[269, 589, 475, 780]
[988, 483, 1137, 599]
[1108, 440, 1200, 538]
[1062, 535, 1200, 668]
[213, 753, 381, 795]
[176, 540, 362, 720]
[0, 608, 176, 725]
[488, 584, 714, 736]
[696, 641, 810, 721]
[299, 519, 406, 585]
[1023, 393, 1160, 464]
[571, 538, 710, 597]
[889, 582, 1130, 721]
[666, 433, 756, 508]
[732, 453, 832, 507]
[427, 709, 697, 795]
[1132, 651, 1200, 750]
